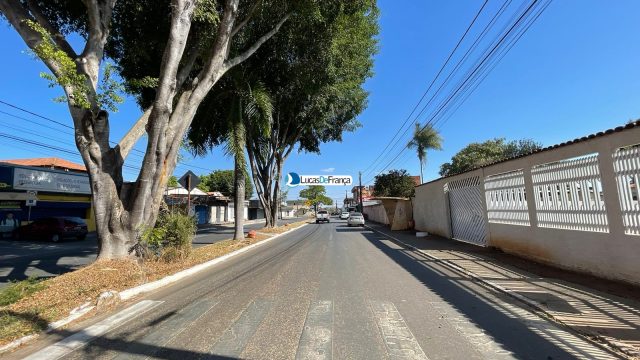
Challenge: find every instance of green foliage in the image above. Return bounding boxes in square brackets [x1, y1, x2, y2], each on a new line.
[439, 138, 542, 177]
[373, 169, 416, 198]
[97, 63, 125, 112]
[26, 20, 91, 109]
[198, 170, 253, 200]
[407, 124, 443, 166]
[138, 210, 196, 261]
[167, 175, 179, 187]
[299, 185, 333, 209]
[0, 277, 46, 306]
[25, 21, 125, 112]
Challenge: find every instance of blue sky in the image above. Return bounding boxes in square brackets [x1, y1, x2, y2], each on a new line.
[1, 0, 639, 206]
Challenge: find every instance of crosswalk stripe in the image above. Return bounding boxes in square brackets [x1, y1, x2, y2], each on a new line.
[208, 299, 272, 358]
[369, 300, 430, 360]
[113, 298, 219, 360]
[295, 300, 333, 360]
[23, 300, 163, 360]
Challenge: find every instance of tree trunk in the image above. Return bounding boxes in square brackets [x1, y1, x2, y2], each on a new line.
[419, 162, 423, 184]
[233, 154, 245, 240]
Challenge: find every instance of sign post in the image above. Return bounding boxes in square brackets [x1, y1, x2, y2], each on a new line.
[178, 171, 200, 216]
[26, 190, 37, 222]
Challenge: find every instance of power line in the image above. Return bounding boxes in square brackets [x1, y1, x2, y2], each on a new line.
[365, 0, 551, 184]
[364, 0, 514, 179]
[0, 100, 218, 174]
[361, 0, 489, 176]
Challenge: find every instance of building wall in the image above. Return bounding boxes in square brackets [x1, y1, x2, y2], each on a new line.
[413, 125, 640, 285]
[363, 203, 389, 225]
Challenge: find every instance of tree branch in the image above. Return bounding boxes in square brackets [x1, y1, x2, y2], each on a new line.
[153, 0, 197, 112]
[80, 0, 117, 88]
[224, 12, 291, 71]
[116, 107, 152, 159]
[230, 0, 262, 38]
[0, 0, 67, 78]
[25, 0, 77, 58]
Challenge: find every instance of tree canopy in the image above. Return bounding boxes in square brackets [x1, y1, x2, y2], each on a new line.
[373, 169, 416, 198]
[188, 1, 378, 227]
[198, 170, 253, 200]
[299, 185, 333, 210]
[407, 123, 442, 183]
[439, 138, 542, 177]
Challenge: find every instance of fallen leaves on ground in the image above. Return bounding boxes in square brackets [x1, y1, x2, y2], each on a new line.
[0, 228, 284, 346]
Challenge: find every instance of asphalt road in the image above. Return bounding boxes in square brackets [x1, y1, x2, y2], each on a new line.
[8, 220, 621, 359]
[0, 218, 302, 288]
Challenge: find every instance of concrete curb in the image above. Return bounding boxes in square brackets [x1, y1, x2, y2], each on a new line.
[0, 223, 310, 354]
[121, 223, 309, 300]
[364, 224, 634, 359]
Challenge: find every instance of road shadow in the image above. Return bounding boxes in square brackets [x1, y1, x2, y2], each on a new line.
[359, 229, 620, 359]
[0, 236, 98, 286]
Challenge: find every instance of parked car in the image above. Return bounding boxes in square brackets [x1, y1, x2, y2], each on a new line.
[14, 217, 88, 242]
[339, 211, 350, 220]
[347, 212, 365, 227]
[315, 210, 330, 224]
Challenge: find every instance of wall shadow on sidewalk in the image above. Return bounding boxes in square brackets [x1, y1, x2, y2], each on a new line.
[359, 230, 621, 359]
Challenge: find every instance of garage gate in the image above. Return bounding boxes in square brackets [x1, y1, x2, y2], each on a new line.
[447, 176, 488, 246]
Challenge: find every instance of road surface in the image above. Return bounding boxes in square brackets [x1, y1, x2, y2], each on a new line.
[0, 218, 302, 287]
[6, 220, 620, 359]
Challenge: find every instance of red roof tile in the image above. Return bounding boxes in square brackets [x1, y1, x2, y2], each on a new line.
[0, 157, 86, 172]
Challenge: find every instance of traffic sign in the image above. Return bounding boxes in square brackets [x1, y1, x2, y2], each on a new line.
[178, 171, 200, 191]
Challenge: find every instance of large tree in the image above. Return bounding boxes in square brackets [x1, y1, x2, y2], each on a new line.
[439, 138, 542, 177]
[299, 185, 333, 212]
[373, 169, 416, 198]
[198, 170, 253, 200]
[0, 0, 295, 259]
[407, 123, 442, 184]
[243, 1, 379, 227]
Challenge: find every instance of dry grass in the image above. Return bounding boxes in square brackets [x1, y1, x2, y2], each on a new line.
[0, 230, 282, 346]
[258, 219, 312, 234]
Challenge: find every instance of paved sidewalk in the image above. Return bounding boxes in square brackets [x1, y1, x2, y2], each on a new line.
[366, 222, 640, 358]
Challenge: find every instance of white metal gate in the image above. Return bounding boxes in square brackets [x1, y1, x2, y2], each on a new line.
[447, 176, 488, 246]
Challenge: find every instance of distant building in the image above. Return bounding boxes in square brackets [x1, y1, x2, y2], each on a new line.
[0, 159, 95, 231]
[0, 157, 87, 173]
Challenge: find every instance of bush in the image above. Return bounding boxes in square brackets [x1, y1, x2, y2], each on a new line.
[138, 210, 197, 262]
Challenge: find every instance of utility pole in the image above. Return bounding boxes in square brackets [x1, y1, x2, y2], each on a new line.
[359, 171, 363, 213]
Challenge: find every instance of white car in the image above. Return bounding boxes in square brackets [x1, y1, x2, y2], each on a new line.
[339, 212, 350, 220]
[347, 212, 365, 227]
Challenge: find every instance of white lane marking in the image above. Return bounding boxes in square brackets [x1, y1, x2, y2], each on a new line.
[208, 299, 272, 358]
[113, 298, 218, 360]
[369, 300, 429, 360]
[23, 300, 163, 360]
[296, 300, 333, 360]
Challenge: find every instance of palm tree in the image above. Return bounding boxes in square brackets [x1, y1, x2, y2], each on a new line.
[188, 75, 272, 240]
[407, 123, 443, 184]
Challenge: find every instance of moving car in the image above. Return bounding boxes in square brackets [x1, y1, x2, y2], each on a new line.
[347, 212, 365, 227]
[315, 210, 330, 224]
[339, 211, 350, 220]
[14, 217, 88, 242]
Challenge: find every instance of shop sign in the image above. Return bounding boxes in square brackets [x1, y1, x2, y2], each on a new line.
[0, 200, 22, 210]
[13, 168, 91, 194]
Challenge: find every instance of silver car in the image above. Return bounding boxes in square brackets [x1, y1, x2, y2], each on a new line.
[347, 212, 365, 227]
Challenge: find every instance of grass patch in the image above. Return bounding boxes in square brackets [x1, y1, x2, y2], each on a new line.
[0, 224, 307, 346]
[0, 278, 46, 307]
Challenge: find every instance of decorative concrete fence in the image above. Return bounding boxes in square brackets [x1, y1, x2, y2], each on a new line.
[413, 122, 640, 285]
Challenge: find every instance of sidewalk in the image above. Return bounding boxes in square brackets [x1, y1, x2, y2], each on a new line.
[365, 222, 640, 358]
